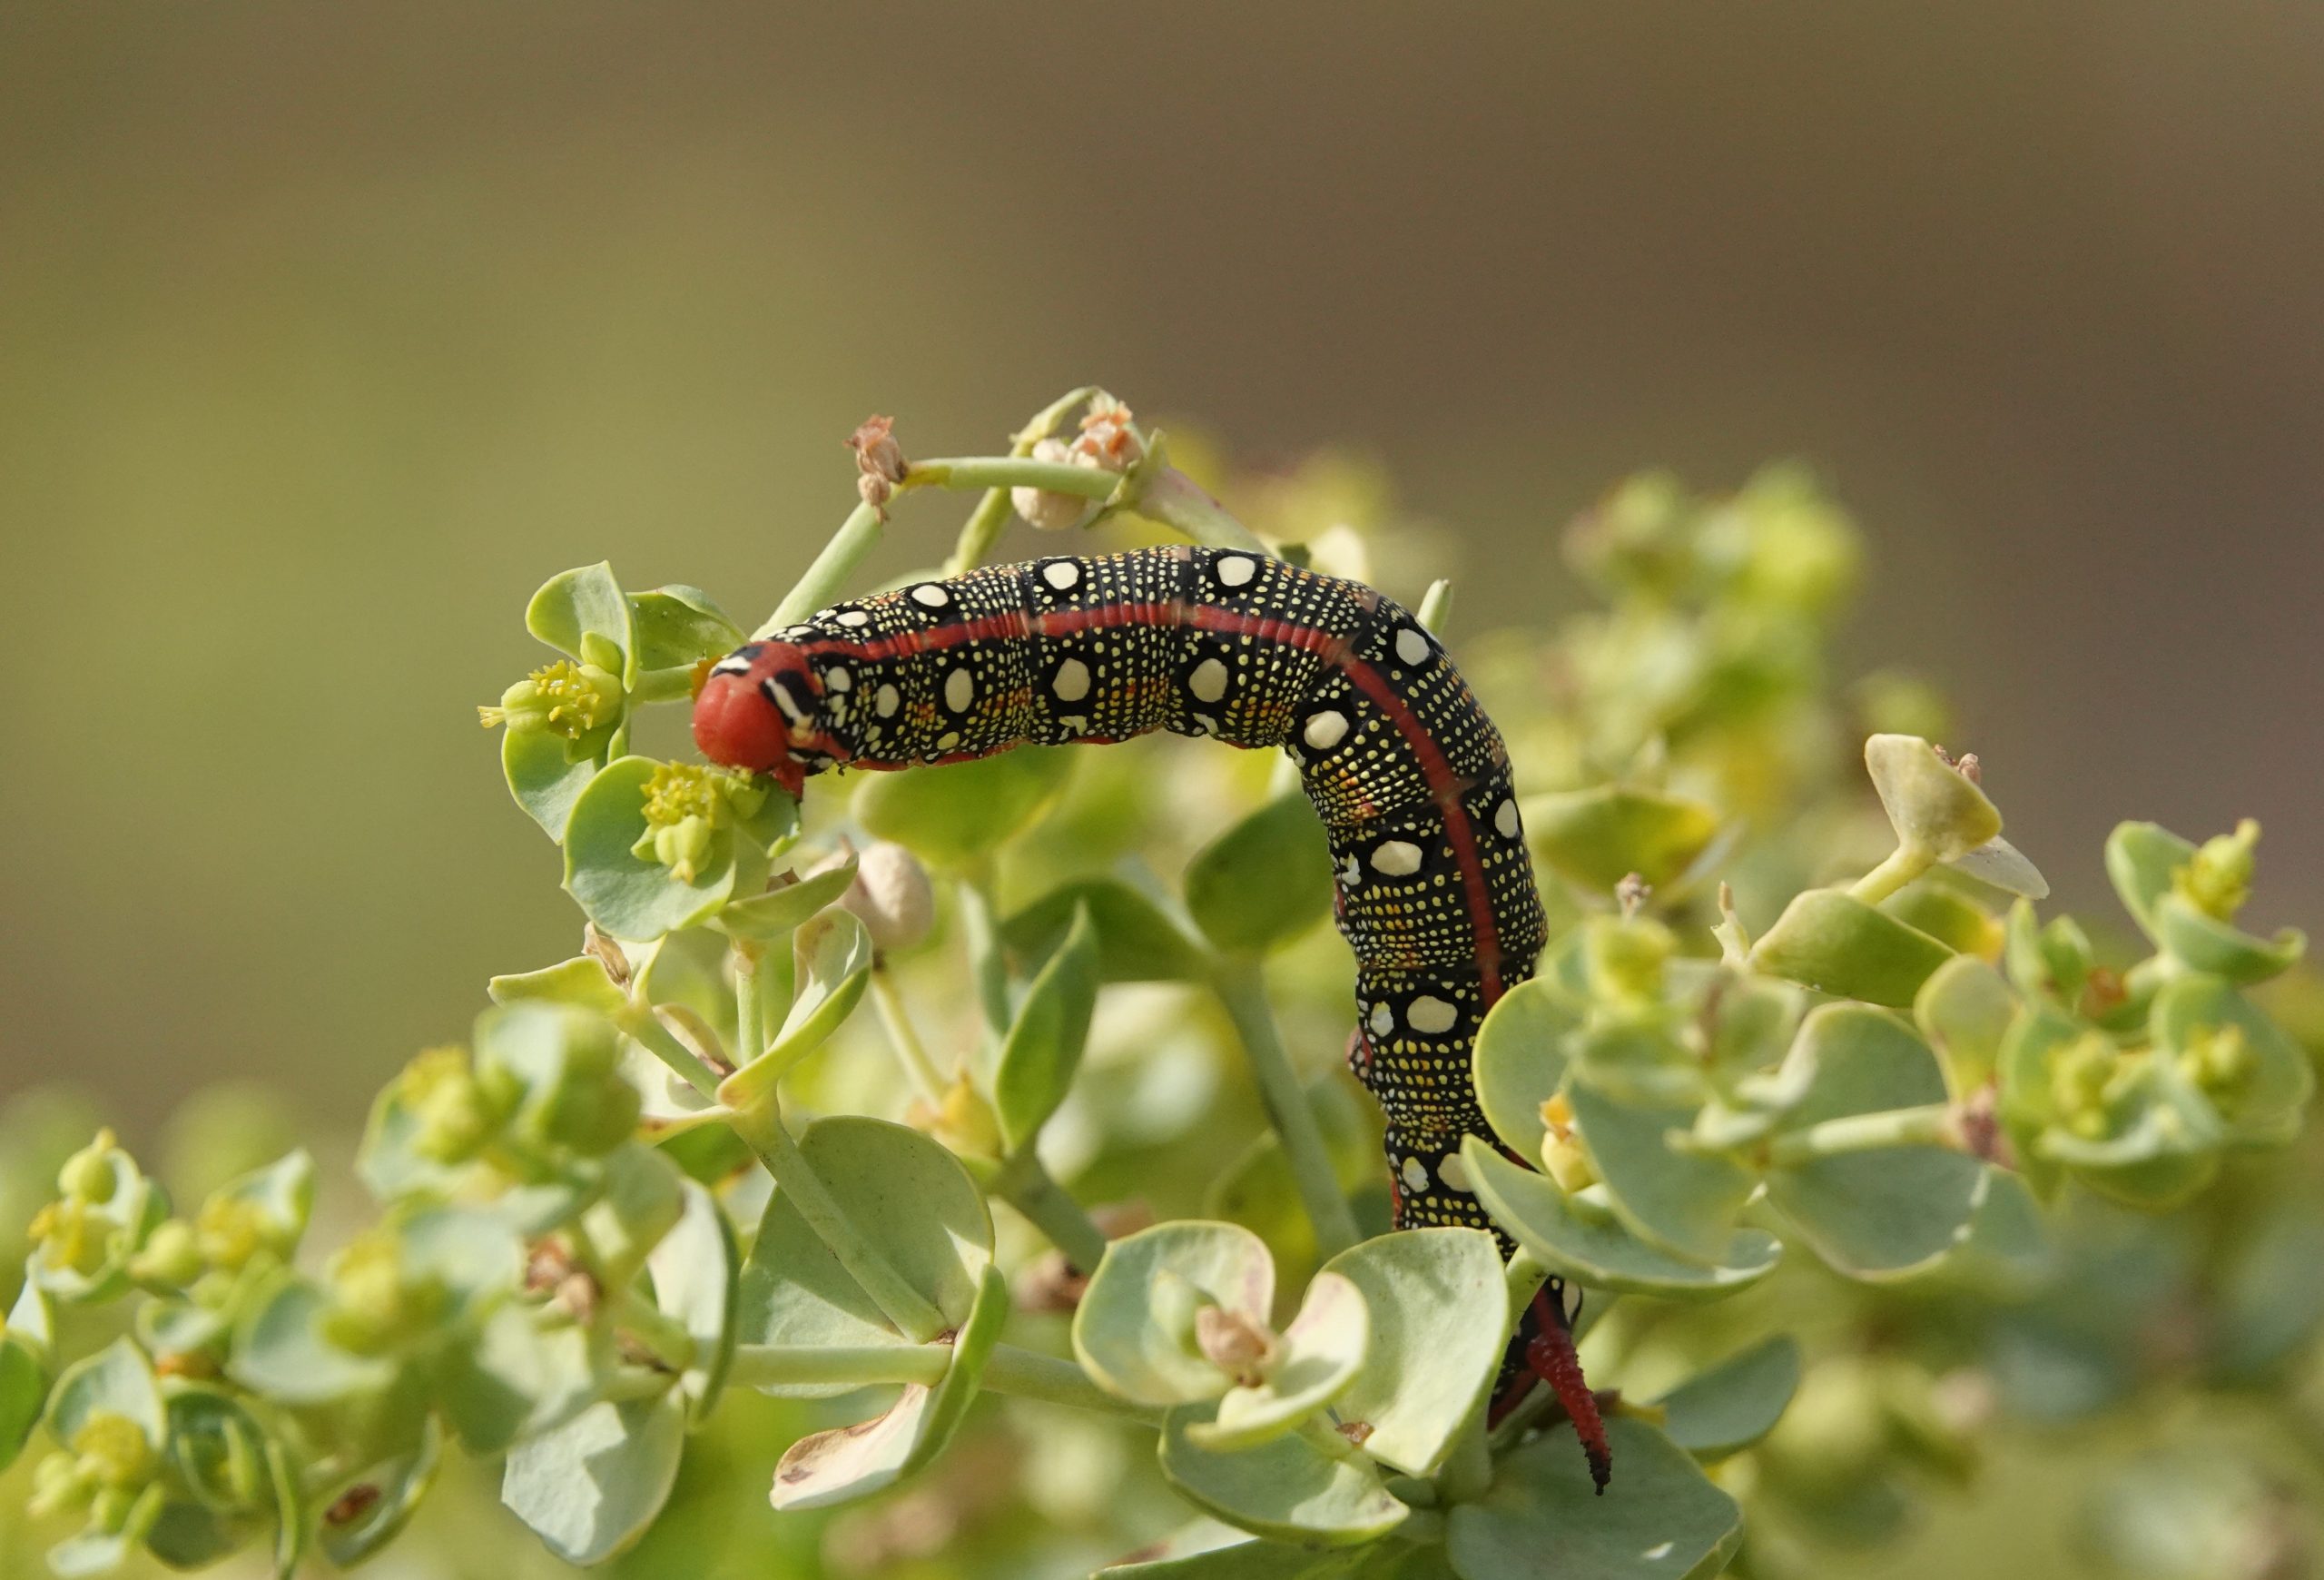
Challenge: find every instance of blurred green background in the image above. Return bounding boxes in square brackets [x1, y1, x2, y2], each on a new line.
[3, 0, 2318, 1137]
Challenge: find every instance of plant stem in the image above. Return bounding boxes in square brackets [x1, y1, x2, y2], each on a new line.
[980, 1345, 1163, 1423]
[996, 1153, 1111, 1273]
[616, 1004, 723, 1101]
[1504, 1247, 1551, 1325]
[906, 457, 1119, 499]
[1849, 844, 1935, 905]
[756, 499, 887, 639]
[612, 1293, 699, 1376]
[723, 1098, 948, 1343]
[1768, 1102, 1960, 1165]
[1209, 955, 1361, 1258]
[1415, 578, 1454, 637]
[729, 1343, 950, 1390]
[1137, 461, 1272, 555]
[870, 967, 949, 1102]
[733, 941, 768, 1068]
[946, 386, 1098, 576]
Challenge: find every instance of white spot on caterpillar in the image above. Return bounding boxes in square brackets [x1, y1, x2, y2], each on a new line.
[836, 608, 871, 627]
[1189, 657, 1229, 704]
[1495, 798, 1521, 839]
[1338, 854, 1363, 887]
[1215, 554, 1257, 588]
[764, 679, 810, 725]
[1437, 1152, 1472, 1194]
[1401, 1155, 1431, 1194]
[1053, 657, 1091, 703]
[1368, 1001, 1394, 1036]
[1042, 560, 1081, 591]
[876, 684, 900, 718]
[1190, 714, 1220, 736]
[1371, 840, 1423, 876]
[824, 667, 852, 692]
[1059, 715, 1088, 734]
[911, 584, 950, 609]
[945, 668, 975, 712]
[1395, 627, 1431, 666]
[1303, 710, 1349, 750]
[710, 655, 752, 677]
[1408, 996, 1458, 1034]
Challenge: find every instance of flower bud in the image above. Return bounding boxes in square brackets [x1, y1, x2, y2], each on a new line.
[193, 1196, 269, 1273]
[2176, 819, 2260, 922]
[58, 1131, 122, 1205]
[1194, 1306, 1280, 1387]
[478, 659, 623, 739]
[323, 1232, 444, 1356]
[1537, 1093, 1599, 1193]
[843, 842, 936, 953]
[399, 1046, 503, 1165]
[1012, 438, 1094, 532]
[130, 1219, 203, 1288]
[29, 1200, 113, 1279]
[631, 763, 765, 884]
[2178, 1022, 2255, 1108]
[1584, 914, 1674, 1005]
[908, 1071, 1003, 1164]
[2050, 1032, 2123, 1140]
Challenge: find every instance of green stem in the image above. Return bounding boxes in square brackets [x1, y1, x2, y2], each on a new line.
[1504, 1247, 1551, 1325]
[729, 1343, 950, 1390]
[980, 1345, 1163, 1423]
[1849, 843, 1935, 905]
[612, 1293, 698, 1375]
[723, 1098, 948, 1343]
[733, 941, 769, 1068]
[1768, 1102, 1959, 1165]
[946, 386, 1100, 577]
[616, 1003, 723, 1101]
[1414, 578, 1454, 636]
[906, 457, 1118, 499]
[1209, 955, 1362, 1257]
[870, 967, 949, 1101]
[1137, 462, 1272, 555]
[996, 1153, 1111, 1273]
[755, 498, 888, 639]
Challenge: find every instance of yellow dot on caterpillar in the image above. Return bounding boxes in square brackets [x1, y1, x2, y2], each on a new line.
[825, 667, 852, 692]
[1189, 658, 1229, 704]
[1372, 841, 1423, 876]
[936, 731, 961, 750]
[1303, 711, 1349, 750]
[837, 609, 871, 627]
[1216, 554, 1258, 588]
[1408, 996, 1458, 1034]
[1053, 658, 1091, 703]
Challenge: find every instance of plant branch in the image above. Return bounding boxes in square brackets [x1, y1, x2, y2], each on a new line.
[980, 1345, 1164, 1423]
[1849, 844, 1935, 905]
[616, 1003, 723, 1102]
[995, 1152, 1111, 1273]
[945, 386, 1098, 576]
[1768, 1102, 1960, 1166]
[1210, 955, 1362, 1258]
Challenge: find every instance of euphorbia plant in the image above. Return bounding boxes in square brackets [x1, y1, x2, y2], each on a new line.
[1, 390, 2316, 1580]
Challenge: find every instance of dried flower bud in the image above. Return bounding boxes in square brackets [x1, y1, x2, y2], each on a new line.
[1194, 1306, 1280, 1386]
[848, 415, 907, 485]
[1012, 438, 1094, 532]
[1073, 394, 1143, 472]
[584, 923, 634, 991]
[844, 841, 936, 953]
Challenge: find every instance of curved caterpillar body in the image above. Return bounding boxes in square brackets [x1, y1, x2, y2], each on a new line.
[694, 548, 1576, 1427]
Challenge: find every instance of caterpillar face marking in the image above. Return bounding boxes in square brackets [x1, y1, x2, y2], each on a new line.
[694, 548, 1593, 1461]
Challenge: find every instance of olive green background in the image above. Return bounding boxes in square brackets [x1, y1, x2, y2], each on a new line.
[3, 2, 2318, 1130]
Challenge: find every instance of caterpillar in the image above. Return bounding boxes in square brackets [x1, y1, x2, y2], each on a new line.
[692, 545, 1600, 1472]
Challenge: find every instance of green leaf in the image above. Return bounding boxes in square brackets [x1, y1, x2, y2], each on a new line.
[527, 563, 635, 676]
[716, 856, 859, 943]
[315, 1419, 441, 1569]
[1185, 793, 1334, 955]
[723, 912, 874, 1103]
[1446, 1418, 1741, 1580]
[577, 1145, 686, 1287]
[1913, 954, 2018, 1097]
[0, 1332, 44, 1474]
[431, 1302, 597, 1456]
[1075, 1221, 1276, 1407]
[48, 1337, 164, 1447]
[1471, 978, 1581, 1163]
[1765, 1006, 1983, 1279]
[566, 757, 770, 941]
[735, 1116, 994, 1391]
[1880, 884, 1998, 957]
[231, 1274, 399, 1405]
[1158, 1409, 1408, 1547]
[1189, 1271, 1369, 1452]
[1462, 1139, 1780, 1299]
[649, 1179, 741, 1419]
[2105, 821, 2196, 940]
[995, 904, 1102, 1152]
[487, 955, 628, 1015]
[1863, 734, 2001, 861]
[769, 1261, 1009, 1510]
[1565, 1084, 1756, 1264]
[48, 1486, 165, 1578]
[1522, 785, 1721, 894]
[1655, 1336, 1801, 1461]
[1750, 888, 1953, 1007]
[1949, 834, 2048, 899]
[503, 726, 607, 840]
[1100, 1536, 1386, 1576]
[854, 746, 1074, 867]
[500, 1392, 686, 1566]
[1007, 876, 1215, 983]
[630, 584, 743, 672]
[2154, 894, 2306, 985]
[1321, 1229, 1507, 1476]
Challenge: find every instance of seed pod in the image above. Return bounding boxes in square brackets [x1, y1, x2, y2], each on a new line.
[1012, 438, 1095, 532]
[843, 841, 936, 953]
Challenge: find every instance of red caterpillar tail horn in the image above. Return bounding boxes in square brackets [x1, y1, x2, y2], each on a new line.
[1526, 1280, 1611, 1494]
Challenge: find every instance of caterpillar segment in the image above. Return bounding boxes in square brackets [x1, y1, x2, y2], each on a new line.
[693, 547, 1596, 1470]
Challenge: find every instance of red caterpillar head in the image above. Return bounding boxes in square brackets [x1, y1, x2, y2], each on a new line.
[692, 640, 849, 797]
